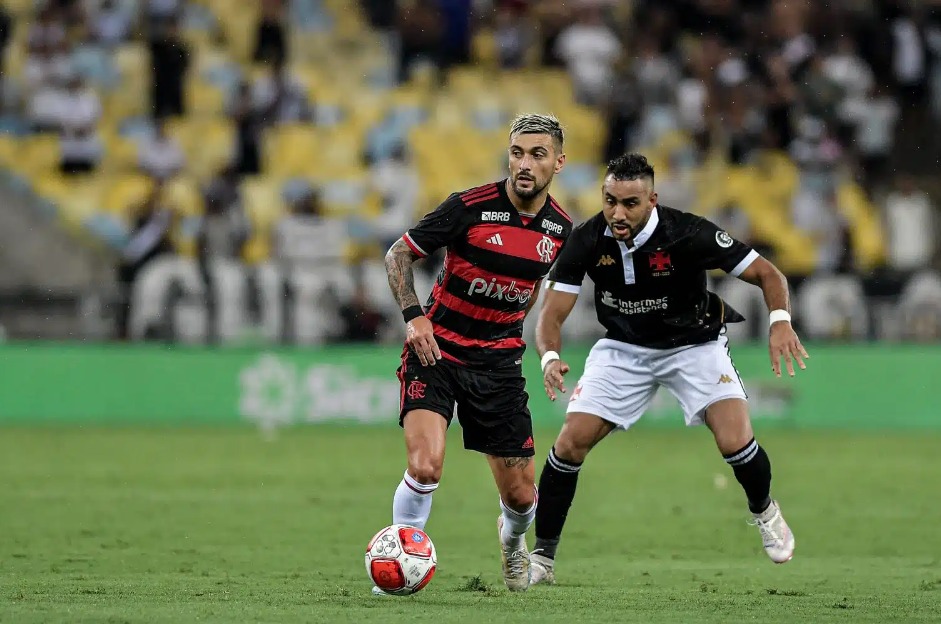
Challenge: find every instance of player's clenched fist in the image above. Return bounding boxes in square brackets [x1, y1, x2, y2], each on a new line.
[543, 359, 570, 401]
[407, 316, 442, 367]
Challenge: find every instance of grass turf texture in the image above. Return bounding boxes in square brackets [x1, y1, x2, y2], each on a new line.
[1, 426, 939, 623]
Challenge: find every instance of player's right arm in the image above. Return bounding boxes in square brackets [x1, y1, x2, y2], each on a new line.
[384, 194, 469, 367]
[536, 223, 594, 401]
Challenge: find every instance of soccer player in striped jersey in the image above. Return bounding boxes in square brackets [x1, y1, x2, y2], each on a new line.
[380, 114, 573, 593]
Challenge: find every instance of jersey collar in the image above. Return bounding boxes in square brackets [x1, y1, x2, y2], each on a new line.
[604, 205, 660, 252]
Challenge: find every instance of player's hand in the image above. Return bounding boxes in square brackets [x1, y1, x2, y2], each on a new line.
[406, 316, 441, 367]
[543, 359, 570, 401]
[769, 321, 808, 378]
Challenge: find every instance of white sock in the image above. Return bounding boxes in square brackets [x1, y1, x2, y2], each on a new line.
[500, 489, 537, 548]
[392, 470, 437, 529]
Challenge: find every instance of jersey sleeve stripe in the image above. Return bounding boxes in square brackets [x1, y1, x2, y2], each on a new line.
[548, 281, 581, 294]
[549, 198, 572, 223]
[402, 232, 428, 257]
[460, 183, 499, 200]
[463, 192, 500, 206]
[729, 249, 760, 277]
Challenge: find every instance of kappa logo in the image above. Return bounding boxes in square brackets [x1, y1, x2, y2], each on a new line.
[717, 374, 734, 384]
[485, 233, 504, 246]
[406, 380, 427, 399]
[482, 211, 510, 222]
[536, 235, 556, 263]
[597, 254, 616, 266]
[541, 219, 564, 235]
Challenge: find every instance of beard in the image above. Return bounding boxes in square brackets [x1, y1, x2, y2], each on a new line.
[512, 175, 547, 199]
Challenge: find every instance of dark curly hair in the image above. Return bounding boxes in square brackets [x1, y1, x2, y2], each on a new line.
[606, 153, 655, 184]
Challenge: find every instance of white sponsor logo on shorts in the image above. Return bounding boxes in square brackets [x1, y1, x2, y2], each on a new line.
[600, 291, 668, 314]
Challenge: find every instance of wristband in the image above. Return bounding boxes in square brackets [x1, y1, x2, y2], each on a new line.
[540, 351, 560, 372]
[769, 309, 791, 325]
[402, 305, 424, 323]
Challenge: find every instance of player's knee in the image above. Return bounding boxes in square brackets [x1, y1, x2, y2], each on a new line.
[502, 481, 536, 511]
[552, 436, 591, 464]
[408, 457, 443, 485]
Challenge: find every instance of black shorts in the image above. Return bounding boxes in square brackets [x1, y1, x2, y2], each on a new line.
[396, 351, 535, 458]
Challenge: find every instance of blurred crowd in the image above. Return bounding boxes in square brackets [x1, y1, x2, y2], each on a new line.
[1, 0, 940, 343]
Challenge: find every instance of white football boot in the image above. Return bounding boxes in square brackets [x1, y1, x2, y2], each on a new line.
[497, 516, 531, 591]
[529, 551, 556, 586]
[749, 500, 795, 563]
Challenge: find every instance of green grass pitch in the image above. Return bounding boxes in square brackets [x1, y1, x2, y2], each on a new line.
[1, 425, 939, 623]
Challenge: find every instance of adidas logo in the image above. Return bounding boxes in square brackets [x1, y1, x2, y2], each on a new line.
[522, 436, 534, 450]
[486, 233, 504, 246]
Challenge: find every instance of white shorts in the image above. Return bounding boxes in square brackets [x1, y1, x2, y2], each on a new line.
[567, 336, 747, 429]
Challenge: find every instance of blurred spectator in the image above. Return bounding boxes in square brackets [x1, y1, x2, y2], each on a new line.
[437, 0, 473, 70]
[602, 58, 642, 162]
[91, 0, 134, 49]
[336, 279, 388, 343]
[840, 82, 900, 193]
[791, 185, 853, 275]
[0, 6, 11, 92]
[228, 80, 263, 175]
[252, 56, 311, 126]
[361, 0, 398, 31]
[198, 165, 251, 261]
[58, 74, 103, 174]
[494, 4, 531, 70]
[28, 7, 67, 55]
[370, 144, 420, 250]
[138, 118, 186, 181]
[148, 17, 190, 119]
[395, 0, 443, 83]
[273, 184, 345, 269]
[197, 165, 251, 342]
[531, 0, 569, 67]
[253, 0, 287, 66]
[116, 186, 174, 339]
[883, 175, 936, 274]
[554, 0, 622, 106]
[889, 9, 928, 108]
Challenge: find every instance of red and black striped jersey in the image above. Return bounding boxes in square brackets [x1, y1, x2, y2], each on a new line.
[402, 179, 573, 371]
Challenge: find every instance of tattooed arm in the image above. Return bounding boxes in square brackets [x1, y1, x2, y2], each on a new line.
[385, 238, 441, 366]
[384, 238, 423, 310]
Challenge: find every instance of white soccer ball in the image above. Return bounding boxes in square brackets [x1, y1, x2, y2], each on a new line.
[365, 524, 437, 595]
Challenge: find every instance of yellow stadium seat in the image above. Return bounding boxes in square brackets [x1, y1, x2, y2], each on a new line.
[185, 80, 226, 117]
[242, 176, 286, 232]
[166, 117, 235, 180]
[33, 173, 104, 227]
[162, 176, 204, 217]
[263, 124, 320, 178]
[837, 182, 887, 270]
[12, 134, 60, 178]
[102, 173, 155, 217]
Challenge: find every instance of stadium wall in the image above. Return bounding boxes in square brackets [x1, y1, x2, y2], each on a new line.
[0, 343, 936, 429]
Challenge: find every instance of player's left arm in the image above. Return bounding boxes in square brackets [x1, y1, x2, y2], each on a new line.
[737, 257, 809, 378]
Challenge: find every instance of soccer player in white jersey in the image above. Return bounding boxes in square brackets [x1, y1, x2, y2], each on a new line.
[529, 153, 808, 585]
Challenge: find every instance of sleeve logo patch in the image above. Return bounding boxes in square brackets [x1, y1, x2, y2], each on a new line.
[716, 231, 734, 248]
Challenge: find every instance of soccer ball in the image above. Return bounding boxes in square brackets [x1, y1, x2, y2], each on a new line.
[365, 524, 437, 595]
